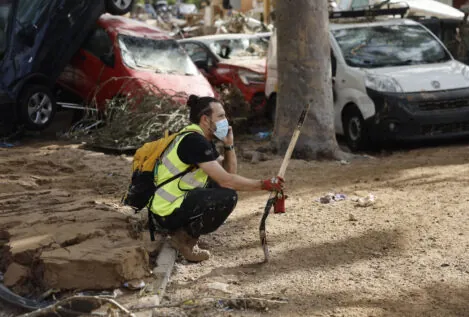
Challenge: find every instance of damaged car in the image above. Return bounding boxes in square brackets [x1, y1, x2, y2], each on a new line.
[56, 14, 214, 111]
[267, 6, 469, 151]
[179, 32, 271, 116]
[0, 0, 134, 135]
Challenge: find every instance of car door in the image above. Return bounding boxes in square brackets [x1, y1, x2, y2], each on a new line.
[69, 26, 115, 103]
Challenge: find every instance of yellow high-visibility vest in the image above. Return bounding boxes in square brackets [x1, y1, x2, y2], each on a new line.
[150, 124, 209, 217]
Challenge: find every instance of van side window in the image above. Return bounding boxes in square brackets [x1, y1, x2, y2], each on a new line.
[83, 27, 113, 58]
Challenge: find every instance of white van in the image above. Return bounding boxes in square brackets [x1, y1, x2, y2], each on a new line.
[266, 6, 469, 151]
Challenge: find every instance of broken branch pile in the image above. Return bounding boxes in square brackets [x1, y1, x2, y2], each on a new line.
[66, 77, 190, 150]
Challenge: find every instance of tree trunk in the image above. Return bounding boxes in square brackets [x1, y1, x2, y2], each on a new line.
[274, 0, 345, 160]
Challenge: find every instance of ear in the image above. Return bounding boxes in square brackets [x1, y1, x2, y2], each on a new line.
[200, 114, 209, 126]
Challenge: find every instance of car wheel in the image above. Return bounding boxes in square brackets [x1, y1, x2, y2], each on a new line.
[19, 85, 56, 131]
[106, 0, 135, 15]
[343, 106, 369, 152]
[266, 93, 277, 123]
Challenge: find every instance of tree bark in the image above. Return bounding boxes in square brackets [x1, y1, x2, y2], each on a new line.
[274, 0, 346, 160]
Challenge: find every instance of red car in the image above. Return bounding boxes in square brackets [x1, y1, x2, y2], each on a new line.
[57, 14, 214, 111]
[178, 33, 271, 115]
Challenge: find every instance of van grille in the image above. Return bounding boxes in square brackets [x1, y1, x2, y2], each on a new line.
[416, 98, 469, 111]
[421, 121, 469, 135]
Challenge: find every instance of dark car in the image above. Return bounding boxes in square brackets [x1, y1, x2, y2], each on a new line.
[0, 0, 134, 135]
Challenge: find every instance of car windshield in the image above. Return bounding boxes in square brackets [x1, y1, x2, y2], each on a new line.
[332, 24, 452, 68]
[118, 35, 199, 75]
[208, 36, 269, 59]
[0, 0, 12, 58]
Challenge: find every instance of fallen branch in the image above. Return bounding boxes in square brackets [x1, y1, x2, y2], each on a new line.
[130, 296, 288, 312]
[19, 295, 136, 317]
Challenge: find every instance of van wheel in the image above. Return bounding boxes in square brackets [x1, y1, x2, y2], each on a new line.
[343, 106, 369, 152]
[106, 0, 135, 15]
[19, 85, 56, 131]
[266, 94, 277, 123]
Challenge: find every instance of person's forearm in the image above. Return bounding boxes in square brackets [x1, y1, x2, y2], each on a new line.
[219, 173, 261, 191]
[223, 148, 237, 174]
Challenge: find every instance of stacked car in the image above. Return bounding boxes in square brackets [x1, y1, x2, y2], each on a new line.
[0, 0, 136, 134]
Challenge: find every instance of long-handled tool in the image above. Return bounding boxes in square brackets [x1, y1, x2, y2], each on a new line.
[259, 103, 311, 263]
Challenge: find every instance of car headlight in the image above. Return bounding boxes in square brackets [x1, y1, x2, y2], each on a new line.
[238, 69, 265, 85]
[365, 74, 403, 93]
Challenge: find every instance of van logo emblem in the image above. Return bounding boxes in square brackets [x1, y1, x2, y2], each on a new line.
[431, 80, 441, 89]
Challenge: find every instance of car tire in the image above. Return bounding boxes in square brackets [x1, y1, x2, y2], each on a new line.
[19, 85, 57, 131]
[342, 105, 369, 152]
[266, 93, 277, 123]
[106, 0, 135, 15]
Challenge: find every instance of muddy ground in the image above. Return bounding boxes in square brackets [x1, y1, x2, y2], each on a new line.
[1, 135, 469, 316]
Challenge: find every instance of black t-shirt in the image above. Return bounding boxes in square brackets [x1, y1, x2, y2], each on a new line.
[177, 132, 219, 165]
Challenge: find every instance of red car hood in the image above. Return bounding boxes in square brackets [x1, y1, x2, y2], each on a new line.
[128, 70, 215, 100]
[219, 58, 266, 74]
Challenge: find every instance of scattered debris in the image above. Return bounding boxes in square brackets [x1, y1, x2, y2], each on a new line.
[254, 131, 272, 140]
[241, 150, 271, 164]
[216, 85, 250, 119]
[124, 280, 146, 290]
[206, 282, 231, 294]
[19, 295, 135, 317]
[66, 85, 190, 150]
[132, 296, 287, 313]
[353, 194, 376, 207]
[318, 193, 347, 204]
[0, 142, 15, 148]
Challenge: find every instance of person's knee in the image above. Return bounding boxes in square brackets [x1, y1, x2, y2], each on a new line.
[224, 189, 238, 209]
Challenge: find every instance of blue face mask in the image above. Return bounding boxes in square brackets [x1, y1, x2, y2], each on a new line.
[213, 119, 229, 140]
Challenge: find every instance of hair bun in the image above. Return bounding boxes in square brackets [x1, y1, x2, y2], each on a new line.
[187, 95, 199, 108]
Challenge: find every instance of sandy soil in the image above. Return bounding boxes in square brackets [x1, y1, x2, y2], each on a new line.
[1, 139, 469, 316]
[0, 141, 160, 298]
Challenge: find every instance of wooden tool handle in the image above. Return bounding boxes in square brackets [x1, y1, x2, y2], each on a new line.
[277, 103, 311, 178]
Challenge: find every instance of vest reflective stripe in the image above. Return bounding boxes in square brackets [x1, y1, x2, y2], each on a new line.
[150, 124, 209, 217]
[155, 186, 178, 203]
[162, 155, 180, 175]
[181, 173, 205, 188]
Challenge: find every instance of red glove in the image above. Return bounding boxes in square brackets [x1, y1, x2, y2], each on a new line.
[261, 176, 285, 192]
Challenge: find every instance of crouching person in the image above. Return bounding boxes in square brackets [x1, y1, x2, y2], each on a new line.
[150, 95, 284, 262]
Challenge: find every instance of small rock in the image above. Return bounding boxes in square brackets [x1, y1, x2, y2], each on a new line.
[348, 214, 357, 222]
[134, 295, 160, 309]
[206, 282, 231, 293]
[355, 194, 376, 207]
[441, 263, 450, 267]
[4, 263, 29, 287]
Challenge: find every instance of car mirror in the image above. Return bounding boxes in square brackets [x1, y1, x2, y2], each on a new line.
[100, 52, 115, 68]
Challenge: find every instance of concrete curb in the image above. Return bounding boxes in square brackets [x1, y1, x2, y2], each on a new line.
[153, 241, 177, 302]
[132, 240, 177, 317]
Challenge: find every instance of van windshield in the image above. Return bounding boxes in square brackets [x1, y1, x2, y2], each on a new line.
[0, 0, 12, 58]
[118, 35, 199, 75]
[332, 24, 452, 68]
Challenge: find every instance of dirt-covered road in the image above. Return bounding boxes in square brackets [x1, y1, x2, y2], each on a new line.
[1, 140, 468, 316]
